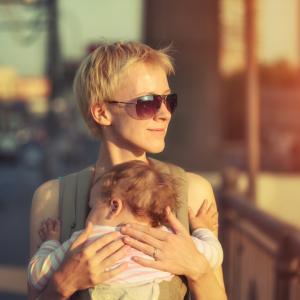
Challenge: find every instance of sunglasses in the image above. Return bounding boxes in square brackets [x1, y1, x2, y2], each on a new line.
[105, 93, 177, 120]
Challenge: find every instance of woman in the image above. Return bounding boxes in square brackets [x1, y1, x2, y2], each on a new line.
[28, 41, 227, 299]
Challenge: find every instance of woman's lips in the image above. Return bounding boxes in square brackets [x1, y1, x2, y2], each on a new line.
[147, 128, 166, 135]
[148, 128, 165, 131]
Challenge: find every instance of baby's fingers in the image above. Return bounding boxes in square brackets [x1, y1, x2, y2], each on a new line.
[166, 207, 188, 235]
[188, 208, 197, 225]
[38, 228, 45, 241]
[53, 219, 60, 232]
[188, 207, 195, 219]
[207, 202, 216, 212]
[196, 199, 209, 216]
[188, 207, 206, 231]
[211, 211, 218, 219]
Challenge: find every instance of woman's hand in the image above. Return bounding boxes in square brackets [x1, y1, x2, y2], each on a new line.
[120, 207, 210, 282]
[48, 222, 129, 299]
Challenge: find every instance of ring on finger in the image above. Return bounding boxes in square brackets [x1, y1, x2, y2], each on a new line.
[152, 247, 158, 260]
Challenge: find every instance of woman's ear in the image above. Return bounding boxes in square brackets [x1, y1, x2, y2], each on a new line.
[90, 102, 112, 126]
[110, 198, 123, 217]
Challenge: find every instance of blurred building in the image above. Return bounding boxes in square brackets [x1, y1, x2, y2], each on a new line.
[144, 0, 222, 171]
[144, 0, 300, 173]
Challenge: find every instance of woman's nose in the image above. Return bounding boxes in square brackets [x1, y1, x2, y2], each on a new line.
[154, 100, 172, 121]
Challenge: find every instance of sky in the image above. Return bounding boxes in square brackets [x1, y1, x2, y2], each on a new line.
[220, 0, 299, 75]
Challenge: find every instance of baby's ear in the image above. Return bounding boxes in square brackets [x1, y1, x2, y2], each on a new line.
[110, 198, 123, 216]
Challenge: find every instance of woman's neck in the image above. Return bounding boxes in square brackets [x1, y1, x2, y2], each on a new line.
[94, 140, 148, 178]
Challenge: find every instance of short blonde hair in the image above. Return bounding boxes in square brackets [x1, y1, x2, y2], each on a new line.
[73, 41, 174, 138]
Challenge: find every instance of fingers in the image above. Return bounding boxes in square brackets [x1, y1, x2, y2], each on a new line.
[165, 206, 188, 235]
[121, 224, 165, 247]
[122, 235, 156, 257]
[53, 219, 60, 232]
[196, 199, 217, 217]
[188, 207, 198, 230]
[38, 223, 46, 241]
[39, 218, 60, 241]
[83, 231, 123, 257]
[93, 245, 130, 283]
[101, 245, 130, 269]
[212, 223, 219, 230]
[212, 211, 219, 222]
[131, 256, 161, 270]
[207, 203, 217, 215]
[101, 262, 128, 282]
[121, 223, 169, 241]
[196, 199, 209, 216]
[69, 221, 93, 251]
[188, 207, 196, 221]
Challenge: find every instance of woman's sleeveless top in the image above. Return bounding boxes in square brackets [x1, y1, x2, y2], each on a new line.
[59, 158, 190, 300]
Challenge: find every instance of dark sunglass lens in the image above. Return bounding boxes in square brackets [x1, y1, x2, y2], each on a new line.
[136, 96, 160, 119]
[166, 94, 177, 113]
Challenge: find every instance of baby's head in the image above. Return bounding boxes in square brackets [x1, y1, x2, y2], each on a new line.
[87, 160, 179, 227]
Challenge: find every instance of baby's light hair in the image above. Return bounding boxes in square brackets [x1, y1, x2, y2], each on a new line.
[91, 160, 179, 227]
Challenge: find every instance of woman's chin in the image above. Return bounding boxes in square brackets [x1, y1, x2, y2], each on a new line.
[145, 142, 165, 154]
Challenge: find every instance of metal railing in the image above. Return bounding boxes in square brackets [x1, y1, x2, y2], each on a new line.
[218, 194, 300, 300]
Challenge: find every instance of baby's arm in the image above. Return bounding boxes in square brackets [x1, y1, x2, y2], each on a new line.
[27, 218, 73, 290]
[188, 200, 224, 270]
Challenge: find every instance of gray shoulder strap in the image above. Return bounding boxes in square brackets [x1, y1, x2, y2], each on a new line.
[59, 167, 94, 243]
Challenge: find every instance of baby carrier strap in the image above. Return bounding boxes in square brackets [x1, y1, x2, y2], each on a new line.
[59, 167, 94, 243]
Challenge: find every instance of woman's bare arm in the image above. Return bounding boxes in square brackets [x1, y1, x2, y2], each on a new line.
[29, 180, 60, 258]
[28, 179, 60, 299]
[187, 172, 226, 291]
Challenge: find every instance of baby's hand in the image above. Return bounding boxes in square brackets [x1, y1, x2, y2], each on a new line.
[188, 199, 218, 232]
[39, 218, 60, 242]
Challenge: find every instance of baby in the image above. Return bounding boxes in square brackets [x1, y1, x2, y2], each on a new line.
[28, 160, 223, 299]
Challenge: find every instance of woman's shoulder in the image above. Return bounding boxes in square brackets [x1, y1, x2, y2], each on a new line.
[32, 166, 93, 207]
[32, 179, 60, 217]
[186, 171, 216, 212]
[32, 179, 60, 206]
[31, 179, 60, 224]
[150, 158, 215, 204]
[148, 157, 186, 175]
[186, 171, 213, 193]
[149, 158, 212, 188]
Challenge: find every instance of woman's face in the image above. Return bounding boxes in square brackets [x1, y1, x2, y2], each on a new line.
[104, 62, 172, 154]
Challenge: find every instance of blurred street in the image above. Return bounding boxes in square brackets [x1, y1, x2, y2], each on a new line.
[0, 129, 98, 299]
[0, 161, 43, 299]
